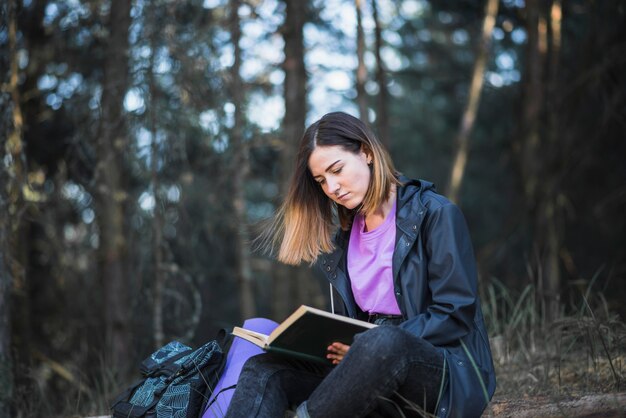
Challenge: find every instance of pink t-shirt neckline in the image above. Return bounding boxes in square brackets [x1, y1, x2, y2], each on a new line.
[347, 201, 401, 315]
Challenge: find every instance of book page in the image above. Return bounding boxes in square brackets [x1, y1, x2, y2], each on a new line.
[232, 327, 269, 348]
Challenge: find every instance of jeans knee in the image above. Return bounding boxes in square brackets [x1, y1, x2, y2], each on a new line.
[239, 353, 278, 380]
[351, 326, 408, 364]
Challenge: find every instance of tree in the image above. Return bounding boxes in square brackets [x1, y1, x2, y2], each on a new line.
[274, 0, 315, 320]
[0, 215, 13, 418]
[370, 0, 389, 146]
[229, 0, 256, 320]
[281, 0, 307, 189]
[147, 3, 167, 349]
[355, 0, 368, 122]
[446, 0, 499, 203]
[0, 1, 23, 414]
[516, 0, 561, 323]
[94, 0, 133, 375]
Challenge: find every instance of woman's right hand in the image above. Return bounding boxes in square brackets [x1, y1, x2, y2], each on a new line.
[327, 342, 350, 365]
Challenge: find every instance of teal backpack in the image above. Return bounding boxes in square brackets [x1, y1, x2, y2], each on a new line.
[111, 332, 231, 418]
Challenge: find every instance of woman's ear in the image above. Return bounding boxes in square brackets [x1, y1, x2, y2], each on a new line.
[360, 145, 373, 165]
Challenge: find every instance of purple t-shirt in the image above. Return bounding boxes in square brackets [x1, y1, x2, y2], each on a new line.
[347, 201, 401, 315]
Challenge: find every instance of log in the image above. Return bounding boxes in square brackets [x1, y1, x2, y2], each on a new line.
[86, 392, 626, 418]
[485, 392, 626, 417]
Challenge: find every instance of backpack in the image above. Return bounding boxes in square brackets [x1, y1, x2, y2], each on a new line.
[111, 330, 232, 418]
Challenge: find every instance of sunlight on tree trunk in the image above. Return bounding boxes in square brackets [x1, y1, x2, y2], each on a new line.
[371, 0, 389, 147]
[355, 0, 368, 122]
[550, 0, 562, 58]
[95, 0, 132, 376]
[446, 0, 499, 203]
[229, 0, 256, 321]
[543, 0, 563, 324]
[518, 0, 562, 324]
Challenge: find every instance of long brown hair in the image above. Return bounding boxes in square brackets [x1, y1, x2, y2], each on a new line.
[260, 112, 399, 265]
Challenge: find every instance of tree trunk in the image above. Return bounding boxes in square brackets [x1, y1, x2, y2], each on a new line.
[275, 0, 314, 320]
[371, 0, 389, 147]
[517, 0, 561, 323]
[355, 0, 368, 122]
[95, 0, 132, 376]
[281, 0, 307, 192]
[542, 0, 563, 323]
[229, 0, 256, 321]
[446, 0, 499, 203]
[148, 15, 166, 349]
[0, 233, 13, 418]
[0, 1, 23, 414]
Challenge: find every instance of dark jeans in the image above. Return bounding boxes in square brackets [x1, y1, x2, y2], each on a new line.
[224, 325, 445, 418]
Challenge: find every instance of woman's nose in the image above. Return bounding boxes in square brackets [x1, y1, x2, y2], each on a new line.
[326, 178, 340, 195]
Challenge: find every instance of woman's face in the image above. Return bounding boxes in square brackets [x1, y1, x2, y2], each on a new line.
[308, 145, 371, 210]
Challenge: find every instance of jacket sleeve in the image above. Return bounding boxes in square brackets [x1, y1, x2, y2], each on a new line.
[399, 202, 477, 346]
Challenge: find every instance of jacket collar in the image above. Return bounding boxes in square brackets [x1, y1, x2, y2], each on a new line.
[395, 175, 434, 239]
[320, 176, 435, 273]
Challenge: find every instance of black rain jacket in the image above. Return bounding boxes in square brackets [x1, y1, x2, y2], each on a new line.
[316, 176, 496, 418]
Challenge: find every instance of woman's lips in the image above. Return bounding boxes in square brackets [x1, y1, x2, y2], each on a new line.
[337, 192, 350, 201]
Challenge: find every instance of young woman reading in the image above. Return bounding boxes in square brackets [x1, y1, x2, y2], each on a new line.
[225, 112, 496, 418]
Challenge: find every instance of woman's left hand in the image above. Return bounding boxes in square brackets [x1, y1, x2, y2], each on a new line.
[327, 342, 350, 365]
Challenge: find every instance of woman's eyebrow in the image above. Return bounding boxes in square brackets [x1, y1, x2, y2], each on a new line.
[325, 160, 341, 172]
[313, 160, 341, 179]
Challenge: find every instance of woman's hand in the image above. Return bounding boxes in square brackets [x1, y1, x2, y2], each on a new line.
[327, 342, 350, 365]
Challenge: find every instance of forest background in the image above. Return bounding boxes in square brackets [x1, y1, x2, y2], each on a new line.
[1, 0, 625, 417]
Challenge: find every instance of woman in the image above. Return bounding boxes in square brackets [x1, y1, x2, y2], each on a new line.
[225, 112, 496, 418]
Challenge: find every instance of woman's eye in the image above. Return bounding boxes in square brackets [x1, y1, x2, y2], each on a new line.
[317, 179, 326, 185]
[333, 168, 342, 174]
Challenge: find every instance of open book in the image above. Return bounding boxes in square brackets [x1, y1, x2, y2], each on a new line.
[232, 305, 377, 364]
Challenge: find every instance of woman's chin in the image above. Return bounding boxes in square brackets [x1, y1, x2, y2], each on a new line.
[340, 200, 361, 210]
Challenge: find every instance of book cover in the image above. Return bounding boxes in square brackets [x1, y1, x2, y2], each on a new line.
[232, 305, 377, 364]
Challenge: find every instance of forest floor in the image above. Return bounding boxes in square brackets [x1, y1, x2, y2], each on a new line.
[81, 316, 626, 418]
[483, 350, 625, 417]
[85, 358, 625, 418]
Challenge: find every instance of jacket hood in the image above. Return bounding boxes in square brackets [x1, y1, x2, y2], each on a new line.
[396, 175, 436, 209]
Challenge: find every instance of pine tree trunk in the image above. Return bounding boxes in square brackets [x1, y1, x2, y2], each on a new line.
[148, 14, 166, 349]
[95, 0, 132, 376]
[355, 0, 368, 122]
[542, 0, 563, 323]
[229, 0, 256, 321]
[281, 0, 307, 191]
[0, 239, 12, 418]
[275, 0, 311, 320]
[446, 0, 499, 203]
[0, 167, 14, 418]
[0, 1, 22, 414]
[371, 0, 389, 147]
[518, 0, 561, 323]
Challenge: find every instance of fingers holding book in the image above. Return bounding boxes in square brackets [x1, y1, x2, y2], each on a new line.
[327, 342, 350, 365]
